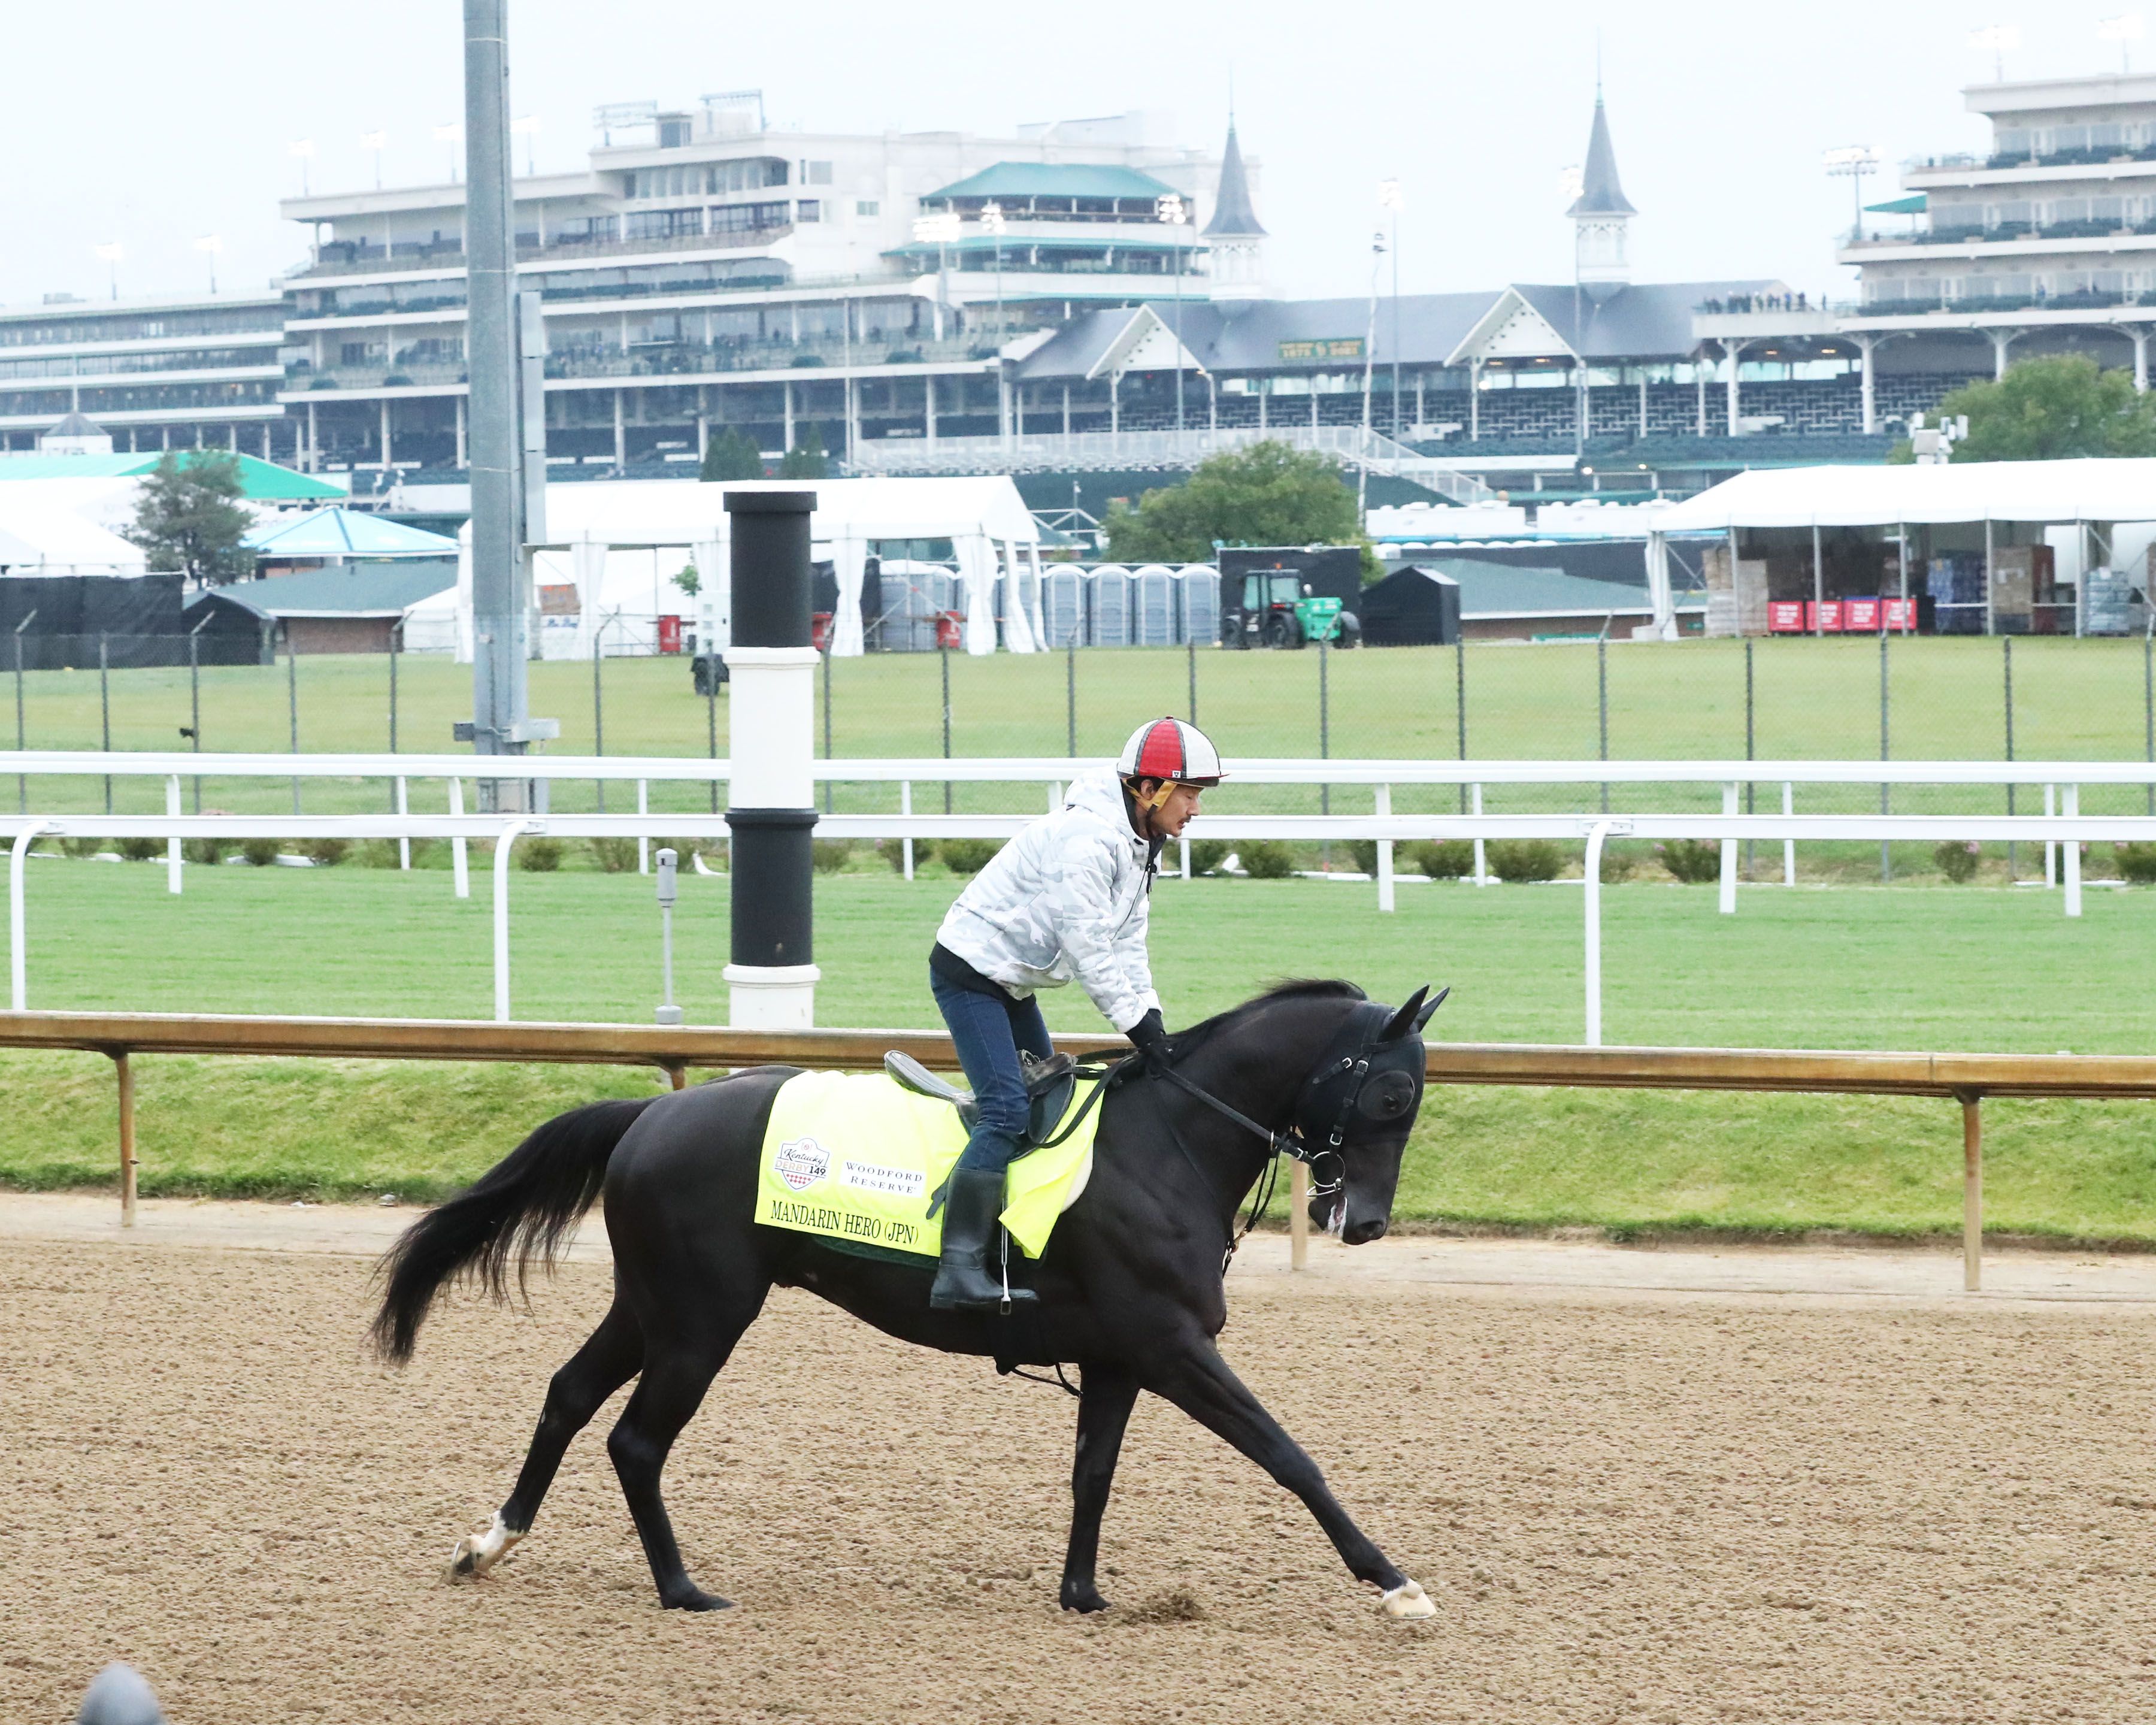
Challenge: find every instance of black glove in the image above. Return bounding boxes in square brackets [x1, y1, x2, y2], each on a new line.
[1125, 1008, 1171, 1072]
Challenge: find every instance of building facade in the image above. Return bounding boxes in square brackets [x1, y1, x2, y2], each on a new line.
[276, 99, 1234, 478]
[0, 292, 290, 458]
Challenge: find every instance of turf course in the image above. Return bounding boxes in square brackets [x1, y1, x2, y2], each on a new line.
[3, 857, 2153, 1245]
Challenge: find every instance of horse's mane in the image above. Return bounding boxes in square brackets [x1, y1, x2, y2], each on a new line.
[1170, 979, 1366, 1055]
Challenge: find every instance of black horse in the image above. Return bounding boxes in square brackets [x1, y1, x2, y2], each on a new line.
[372, 979, 1444, 1618]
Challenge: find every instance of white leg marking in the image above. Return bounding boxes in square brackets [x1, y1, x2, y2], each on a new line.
[448, 1510, 523, 1580]
[1379, 1578, 1436, 1620]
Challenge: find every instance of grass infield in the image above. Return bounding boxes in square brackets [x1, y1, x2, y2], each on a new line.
[1, 859, 2152, 1243]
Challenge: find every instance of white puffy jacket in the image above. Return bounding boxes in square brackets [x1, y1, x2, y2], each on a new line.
[934, 769, 1161, 1032]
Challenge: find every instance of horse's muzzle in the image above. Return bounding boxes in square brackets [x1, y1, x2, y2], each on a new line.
[1341, 1216, 1388, 1246]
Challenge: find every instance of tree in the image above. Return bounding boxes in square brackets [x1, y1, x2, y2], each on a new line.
[1101, 440, 1370, 571]
[699, 427, 765, 482]
[779, 422, 829, 479]
[124, 451, 255, 583]
[1916, 354, 2156, 462]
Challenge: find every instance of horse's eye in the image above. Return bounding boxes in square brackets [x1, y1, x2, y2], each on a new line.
[1359, 1070, 1418, 1121]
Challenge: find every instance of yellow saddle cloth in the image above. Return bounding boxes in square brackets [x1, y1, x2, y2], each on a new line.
[756, 1070, 1103, 1260]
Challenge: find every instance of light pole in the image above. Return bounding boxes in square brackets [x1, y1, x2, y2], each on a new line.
[93, 243, 122, 301]
[1822, 146, 1880, 245]
[193, 235, 222, 295]
[288, 138, 314, 197]
[360, 129, 387, 190]
[1359, 228, 1384, 522]
[1156, 192, 1190, 434]
[1378, 180, 1403, 440]
[511, 114, 541, 176]
[435, 122, 464, 183]
[912, 210, 961, 341]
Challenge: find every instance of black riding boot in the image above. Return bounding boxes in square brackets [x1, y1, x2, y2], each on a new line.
[929, 1165, 1035, 1311]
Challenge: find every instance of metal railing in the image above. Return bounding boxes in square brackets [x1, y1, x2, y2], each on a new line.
[845, 425, 1498, 503]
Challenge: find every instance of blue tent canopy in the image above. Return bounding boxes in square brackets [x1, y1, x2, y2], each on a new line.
[242, 506, 458, 560]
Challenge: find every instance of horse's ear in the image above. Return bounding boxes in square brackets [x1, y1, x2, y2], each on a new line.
[1414, 985, 1449, 1030]
[1379, 986, 1428, 1042]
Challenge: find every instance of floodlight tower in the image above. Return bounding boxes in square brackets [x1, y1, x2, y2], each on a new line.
[1823, 146, 1881, 244]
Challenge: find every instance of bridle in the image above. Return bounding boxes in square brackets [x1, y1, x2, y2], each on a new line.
[1140, 995, 1441, 1259]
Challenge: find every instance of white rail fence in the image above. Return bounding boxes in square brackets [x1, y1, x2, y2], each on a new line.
[4, 752, 2156, 1035]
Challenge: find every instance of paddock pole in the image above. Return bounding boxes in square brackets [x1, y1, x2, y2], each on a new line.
[115, 1052, 137, 1228]
[10, 821, 50, 1010]
[1960, 1089, 1983, 1293]
[2063, 785, 2082, 918]
[1718, 781, 1737, 914]
[493, 819, 534, 1022]
[1289, 1158, 1309, 1271]
[1374, 783, 1394, 912]
[663, 1063, 687, 1091]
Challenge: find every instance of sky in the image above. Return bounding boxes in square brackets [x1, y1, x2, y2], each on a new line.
[3, 2, 2149, 311]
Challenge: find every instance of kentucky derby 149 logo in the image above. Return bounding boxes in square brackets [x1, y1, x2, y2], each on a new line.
[773, 1136, 831, 1193]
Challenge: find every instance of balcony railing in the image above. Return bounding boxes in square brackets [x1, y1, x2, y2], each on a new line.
[289, 222, 799, 282]
[1849, 289, 2156, 319]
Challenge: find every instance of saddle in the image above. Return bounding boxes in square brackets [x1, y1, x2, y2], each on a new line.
[883, 1049, 1080, 1150]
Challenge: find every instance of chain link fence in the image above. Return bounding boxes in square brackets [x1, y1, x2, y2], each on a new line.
[10, 634, 2156, 879]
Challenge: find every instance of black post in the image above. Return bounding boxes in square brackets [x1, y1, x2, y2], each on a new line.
[286, 625, 301, 815]
[724, 491, 817, 997]
[940, 644, 952, 815]
[2004, 637, 2016, 879]
[1066, 628, 1077, 757]
[99, 632, 111, 814]
[1454, 633, 1467, 814]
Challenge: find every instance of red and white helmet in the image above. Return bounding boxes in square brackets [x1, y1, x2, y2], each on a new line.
[1116, 717, 1225, 788]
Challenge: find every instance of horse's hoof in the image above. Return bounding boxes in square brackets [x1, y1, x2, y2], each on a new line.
[1059, 1584, 1110, 1614]
[447, 1511, 522, 1582]
[1378, 1579, 1436, 1621]
[663, 1588, 735, 1612]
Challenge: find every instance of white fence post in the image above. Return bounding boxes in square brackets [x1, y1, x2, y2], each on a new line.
[637, 780, 649, 874]
[1719, 782, 1738, 915]
[493, 819, 536, 1022]
[1584, 819, 1615, 1047]
[1375, 783, 1394, 912]
[165, 776, 181, 895]
[2064, 784, 2082, 917]
[1471, 782, 1487, 885]
[2044, 783, 2057, 887]
[395, 777, 410, 870]
[10, 822, 50, 1010]
[900, 780, 914, 880]
[449, 779, 469, 899]
[1782, 782, 1795, 885]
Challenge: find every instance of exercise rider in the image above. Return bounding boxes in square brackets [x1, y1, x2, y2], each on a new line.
[926, 716, 1224, 1311]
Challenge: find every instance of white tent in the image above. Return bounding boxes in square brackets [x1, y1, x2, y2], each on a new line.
[1639, 458, 2156, 638]
[452, 475, 1041, 662]
[1654, 458, 2156, 532]
[0, 498, 148, 575]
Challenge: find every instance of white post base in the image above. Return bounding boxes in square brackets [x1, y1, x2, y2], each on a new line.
[725, 963, 822, 1030]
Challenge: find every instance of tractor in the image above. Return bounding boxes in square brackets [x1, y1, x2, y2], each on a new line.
[1220, 570, 1361, 650]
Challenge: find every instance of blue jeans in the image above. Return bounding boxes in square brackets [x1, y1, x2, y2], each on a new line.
[931, 969, 1054, 1172]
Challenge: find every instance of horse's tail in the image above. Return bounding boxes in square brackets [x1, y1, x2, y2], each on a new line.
[369, 1096, 656, 1366]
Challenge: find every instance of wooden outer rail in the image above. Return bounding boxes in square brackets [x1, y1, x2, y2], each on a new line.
[11, 1010, 2156, 1290]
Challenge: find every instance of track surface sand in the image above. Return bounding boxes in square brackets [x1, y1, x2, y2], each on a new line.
[4, 1210, 2154, 1723]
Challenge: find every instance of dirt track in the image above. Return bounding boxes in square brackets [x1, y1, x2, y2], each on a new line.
[5, 1228, 2156, 1724]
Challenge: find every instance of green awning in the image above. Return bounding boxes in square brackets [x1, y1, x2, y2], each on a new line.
[0, 452, 343, 501]
[923, 162, 1178, 203]
[1866, 193, 1928, 214]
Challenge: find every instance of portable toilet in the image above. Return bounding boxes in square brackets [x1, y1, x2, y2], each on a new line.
[1042, 565, 1087, 648]
[1088, 565, 1131, 648]
[1176, 564, 1220, 646]
[1132, 565, 1178, 645]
